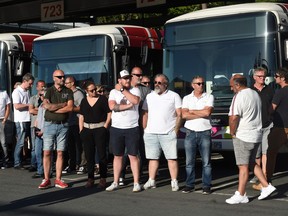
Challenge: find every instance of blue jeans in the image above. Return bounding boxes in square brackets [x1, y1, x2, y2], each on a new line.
[35, 135, 43, 174]
[0, 121, 8, 164]
[14, 122, 31, 167]
[184, 129, 212, 189]
[30, 127, 37, 168]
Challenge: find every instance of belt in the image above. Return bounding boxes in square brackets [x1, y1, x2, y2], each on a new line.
[83, 122, 105, 129]
[46, 120, 67, 124]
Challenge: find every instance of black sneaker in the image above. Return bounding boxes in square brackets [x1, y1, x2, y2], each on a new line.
[28, 166, 37, 172]
[182, 186, 194, 193]
[202, 187, 211, 195]
[14, 165, 25, 170]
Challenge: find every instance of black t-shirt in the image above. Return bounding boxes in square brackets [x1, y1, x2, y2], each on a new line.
[251, 85, 274, 128]
[79, 95, 111, 123]
[272, 86, 288, 128]
[44, 85, 74, 122]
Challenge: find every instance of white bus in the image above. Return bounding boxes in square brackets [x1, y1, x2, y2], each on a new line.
[31, 25, 163, 90]
[163, 3, 288, 157]
[0, 33, 40, 144]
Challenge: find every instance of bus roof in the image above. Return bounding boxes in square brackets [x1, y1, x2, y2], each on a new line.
[166, 3, 288, 24]
[0, 33, 40, 52]
[34, 25, 163, 49]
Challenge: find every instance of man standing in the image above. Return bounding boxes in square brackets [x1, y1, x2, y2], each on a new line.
[106, 70, 141, 192]
[142, 74, 182, 192]
[226, 75, 275, 204]
[181, 76, 214, 195]
[38, 69, 73, 189]
[266, 68, 288, 184]
[250, 67, 274, 189]
[12, 73, 34, 169]
[0, 89, 11, 169]
[29, 80, 46, 176]
[63, 76, 85, 174]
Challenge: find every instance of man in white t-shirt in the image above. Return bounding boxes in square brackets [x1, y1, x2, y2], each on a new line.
[0, 90, 11, 168]
[12, 73, 34, 169]
[142, 74, 182, 192]
[226, 74, 276, 204]
[106, 70, 141, 192]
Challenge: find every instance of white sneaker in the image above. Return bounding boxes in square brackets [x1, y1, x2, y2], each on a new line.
[133, 183, 141, 192]
[171, 179, 179, 192]
[142, 179, 156, 190]
[249, 176, 259, 184]
[258, 183, 276, 200]
[105, 182, 118, 192]
[225, 191, 249, 204]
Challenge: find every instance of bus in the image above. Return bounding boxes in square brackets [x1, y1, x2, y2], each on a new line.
[163, 3, 288, 157]
[31, 25, 163, 91]
[0, 33, 40, 144]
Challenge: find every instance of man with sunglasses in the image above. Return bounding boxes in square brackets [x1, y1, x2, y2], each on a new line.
[266, 68, 288, 185]
[142, 74, 182, 192]
[62, 76, 85, 175]
[181, 76, 214, 195]
[38, 69, 74, 189]
[106, 69, 142, 192]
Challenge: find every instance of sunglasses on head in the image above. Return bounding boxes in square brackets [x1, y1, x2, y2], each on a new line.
[54, 75, 65, 79]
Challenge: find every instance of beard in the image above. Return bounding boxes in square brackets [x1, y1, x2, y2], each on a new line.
[154, 86, 161, 94]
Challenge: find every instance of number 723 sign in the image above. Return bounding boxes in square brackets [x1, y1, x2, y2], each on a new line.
[41, 0, 64, 22]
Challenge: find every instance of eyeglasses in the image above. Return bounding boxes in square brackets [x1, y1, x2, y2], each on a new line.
[274, 74, 280, 78]
[132, 74, 143, 77]
[88, 89, 96, 93]
[142, 82, 149, 85]
[193, 82, 205, 86]
[54, 75, 65, 79]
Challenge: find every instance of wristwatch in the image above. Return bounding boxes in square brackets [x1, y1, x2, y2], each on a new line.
[120, 87, 124, 93]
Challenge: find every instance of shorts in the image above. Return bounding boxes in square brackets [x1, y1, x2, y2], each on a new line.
[233, 137, 260, 166]
[144, 130, 177, 160]
[43, 121, 69, 151]
[256, 122, 273, 158]
[109, 126, 139, 156]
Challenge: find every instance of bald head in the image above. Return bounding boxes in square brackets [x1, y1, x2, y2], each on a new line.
[230, 74, 247, 93]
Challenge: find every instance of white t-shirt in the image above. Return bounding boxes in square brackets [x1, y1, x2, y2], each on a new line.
[0, 90, 11, 118]
[228, 88, 262, 143]
[182, 92, 214, 131]
[142, 90, 182, 134]
[12, 86, 30, 122]
[109, 87, 140, 129]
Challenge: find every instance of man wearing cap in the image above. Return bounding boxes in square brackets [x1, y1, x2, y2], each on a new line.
[106, 69, 142, 192]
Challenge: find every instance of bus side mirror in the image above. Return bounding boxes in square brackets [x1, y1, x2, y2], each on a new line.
[14, 59, 24, 76]
[141, 44, 148, 65]
[285, 40, 288, 60]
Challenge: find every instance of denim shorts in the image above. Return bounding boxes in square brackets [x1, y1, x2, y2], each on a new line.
[43, 121, 69, 151]
[233, 137, 260, 166]
[144, 130, 177, 160]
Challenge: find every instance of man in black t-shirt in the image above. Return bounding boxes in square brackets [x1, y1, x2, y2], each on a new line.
[38, 69, 74, 189]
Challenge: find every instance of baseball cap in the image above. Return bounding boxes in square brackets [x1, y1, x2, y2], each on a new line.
[119, 70, 131, 78]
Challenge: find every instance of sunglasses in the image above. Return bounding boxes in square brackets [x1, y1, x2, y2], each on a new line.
[88, 89, 96, 93]
[54, 75, 65, 79]
[121, 76, 131, 80]
[154, 81, 164, 85]
[274, 74, 280, 78]
[97, 90, 103, 93]
[142, 82, 149, 85]
[255, 75, 266, 78]
[132, 74, 142, 77]
[193, 82, 205, 86]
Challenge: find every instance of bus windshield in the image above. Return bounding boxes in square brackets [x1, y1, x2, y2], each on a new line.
[164, 12, 278, 111]
[31, 35, 112, 90]
[0, 41, 8, 91]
